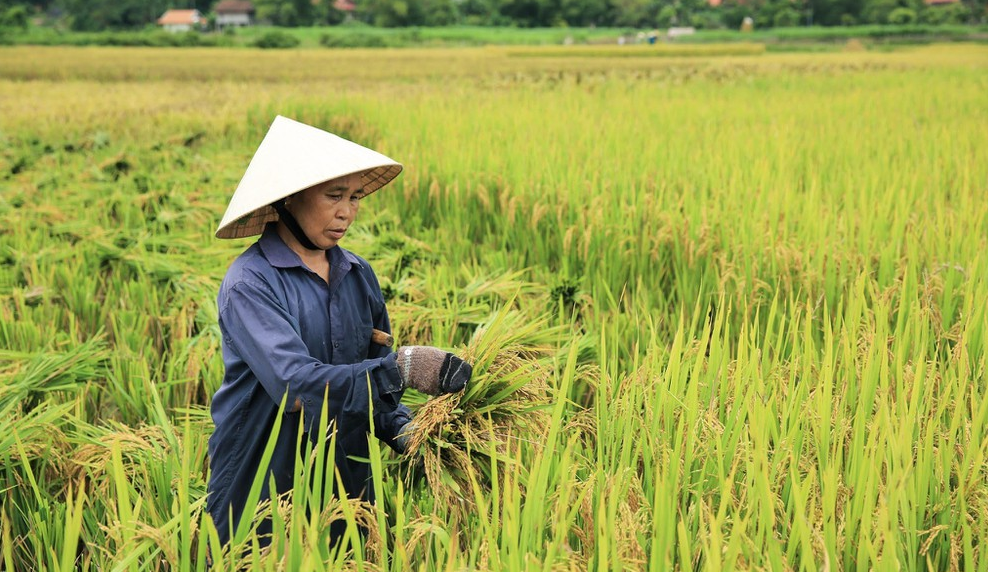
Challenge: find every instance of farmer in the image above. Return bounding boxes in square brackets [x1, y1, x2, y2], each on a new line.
[208, 116, 472, 547]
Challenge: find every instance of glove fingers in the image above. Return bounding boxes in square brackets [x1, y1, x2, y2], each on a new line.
[395, 421, 416, 454]
[438, 354, 472, 394]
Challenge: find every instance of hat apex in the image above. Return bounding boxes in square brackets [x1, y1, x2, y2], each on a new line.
[216, 115, 402, 239]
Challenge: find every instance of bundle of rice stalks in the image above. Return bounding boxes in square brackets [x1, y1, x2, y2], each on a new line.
[399, 304, 568, 511]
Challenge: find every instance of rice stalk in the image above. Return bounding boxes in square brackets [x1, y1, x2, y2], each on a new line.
[401, 305, 564, 514]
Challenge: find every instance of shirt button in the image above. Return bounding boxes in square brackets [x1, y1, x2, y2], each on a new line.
[333, 342, 339, 349]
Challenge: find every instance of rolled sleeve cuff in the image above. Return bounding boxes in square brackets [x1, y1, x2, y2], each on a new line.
[378, 352, 404, 396]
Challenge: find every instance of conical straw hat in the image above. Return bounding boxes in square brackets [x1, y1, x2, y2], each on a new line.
[216, 115, 402, 239]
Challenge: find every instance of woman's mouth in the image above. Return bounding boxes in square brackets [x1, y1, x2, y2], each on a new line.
[327, 228, 346, 240]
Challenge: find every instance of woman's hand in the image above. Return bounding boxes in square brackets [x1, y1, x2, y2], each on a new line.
[396, 346, 472, 395]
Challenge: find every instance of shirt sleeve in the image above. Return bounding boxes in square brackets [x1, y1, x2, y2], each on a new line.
[366, 297, 413, 452]
[220, 278, 404, 434]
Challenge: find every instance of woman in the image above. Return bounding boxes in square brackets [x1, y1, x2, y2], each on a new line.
[208, 116, 471, 547]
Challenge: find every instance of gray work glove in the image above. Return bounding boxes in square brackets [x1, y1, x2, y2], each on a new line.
[396, 346, 472, 395]
[395, 421, 415, 453]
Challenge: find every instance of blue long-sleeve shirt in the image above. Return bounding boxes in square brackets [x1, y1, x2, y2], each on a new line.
[207, 223, 411, 545]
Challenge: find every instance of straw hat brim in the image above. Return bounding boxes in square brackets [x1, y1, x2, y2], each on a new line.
[215, 115, 403, 240]
[215, 164, 401, 239]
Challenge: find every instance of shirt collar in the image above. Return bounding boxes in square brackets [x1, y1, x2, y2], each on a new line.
[330, 244, 363, 270]
[258, 223, 363, 272]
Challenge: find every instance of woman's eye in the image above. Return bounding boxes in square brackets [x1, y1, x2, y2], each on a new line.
[327, 194, 343, 201]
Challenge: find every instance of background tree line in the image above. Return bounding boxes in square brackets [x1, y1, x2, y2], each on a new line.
[0, 0, 983, 33]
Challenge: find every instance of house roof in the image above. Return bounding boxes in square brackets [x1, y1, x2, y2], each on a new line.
[333, 0, 357, 11]
[924, 0, 958, 5]
[157, 9, 202, 25]
[215, 0, 255, 13]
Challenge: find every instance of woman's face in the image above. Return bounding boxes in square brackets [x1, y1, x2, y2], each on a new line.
[285, 172, 364, 250]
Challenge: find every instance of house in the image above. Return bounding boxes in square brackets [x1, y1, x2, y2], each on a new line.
[333, 0, 357, 17]
[215, 0, 255, 28]
[157, 9, 204, 32]
[667, 26, 696, 40]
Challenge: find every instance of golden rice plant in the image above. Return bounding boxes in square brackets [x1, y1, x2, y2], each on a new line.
[399, 304, 567, 512]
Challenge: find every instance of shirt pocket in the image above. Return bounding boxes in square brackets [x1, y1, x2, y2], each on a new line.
[356, 317, 374, 359]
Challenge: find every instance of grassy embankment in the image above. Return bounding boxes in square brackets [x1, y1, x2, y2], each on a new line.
[3, 22, 987, 49]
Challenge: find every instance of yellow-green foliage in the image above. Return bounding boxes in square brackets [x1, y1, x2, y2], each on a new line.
[507, 42, 767, 57]
[0, 43, 986, 570]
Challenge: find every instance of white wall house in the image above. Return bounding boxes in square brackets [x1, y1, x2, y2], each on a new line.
[157, 9, 204, 32]
[215, 0, 255, 28]
[667, 27, 696, 40]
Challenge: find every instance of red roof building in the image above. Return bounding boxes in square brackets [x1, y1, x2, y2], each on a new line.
[156, 9, 204, 31]
[215, 0, 256, 13]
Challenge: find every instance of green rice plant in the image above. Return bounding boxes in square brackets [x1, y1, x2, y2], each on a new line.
[0, 335, 107, 411]
[0, 43, 985, 570]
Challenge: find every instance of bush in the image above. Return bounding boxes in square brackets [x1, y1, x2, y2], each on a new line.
[398, 27, 423, 43]
[252, 30, 300, 48]
[1, 6, 30, 29]
[691, 10, 725, 29]
[887, 7, 917, 25]
[720, 1, 751, 29]
[340, 19, 373, 28]
[863, 0, 898, 23]
[773, 7, 802, 27]
[921, 4, 970, 24]
[319, 31, 390, 48]
[656, 5, 678, 27]
[920, 6, 946, 24]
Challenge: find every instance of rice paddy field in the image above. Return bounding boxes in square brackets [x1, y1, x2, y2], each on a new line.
[0, 43, 986, 570]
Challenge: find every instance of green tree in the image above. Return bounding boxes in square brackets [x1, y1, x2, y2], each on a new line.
[861, 0, 900, 22]
[363, 0, 428, 26]
[422, 0, 460, 25]
[559, 0, 609, 25]
[691, 9, 725, 27]
[773, 5, 801, 25]
[656, 3, 676, 25]
[806, 0, 862, 25]
[0, 0, 55, 11]
[1, 5, 29, 28]
[921, 2, 971, 23]
[719, 0, 754, 28]
[887, 5, 916, 21]
[59, 0, 172, 30]
[498, 0, 551, 26]
[255, 0, 316, 25]
[194, 0, 220, 12]
[611, 0, 657, 27]
[458, 0, 500, 25]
